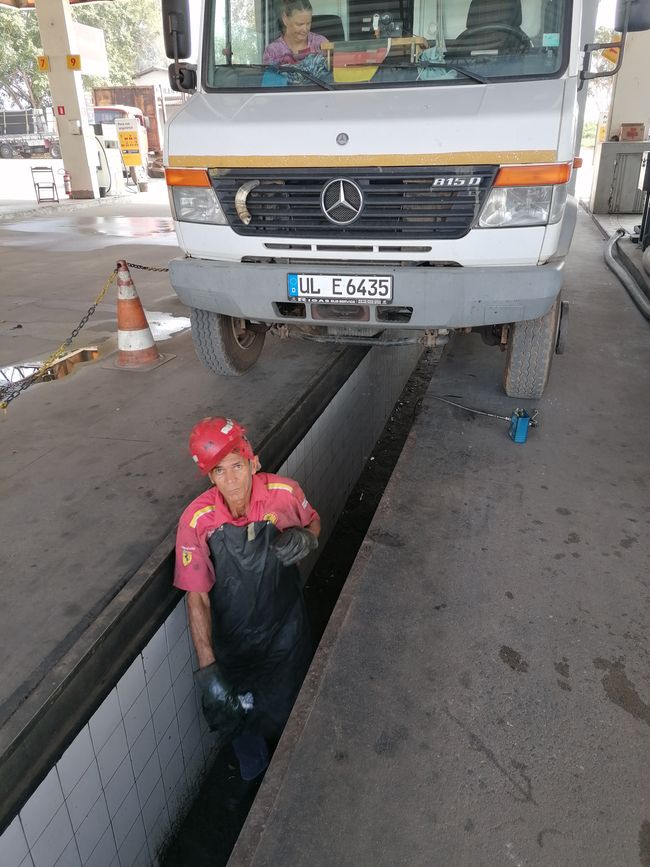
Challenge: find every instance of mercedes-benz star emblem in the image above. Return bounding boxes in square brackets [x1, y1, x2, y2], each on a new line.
[320, 178, 364, 226]
[336, 133, 349, 146]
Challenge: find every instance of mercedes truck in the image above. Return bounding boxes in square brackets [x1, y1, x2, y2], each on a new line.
[160, 0, 649, 396]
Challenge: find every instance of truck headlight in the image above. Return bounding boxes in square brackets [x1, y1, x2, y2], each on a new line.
[478, 184, 568, 228]
[170, 186, 228, 225]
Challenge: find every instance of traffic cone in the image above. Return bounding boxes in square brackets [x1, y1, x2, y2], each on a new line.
[109, 261, 173, 370]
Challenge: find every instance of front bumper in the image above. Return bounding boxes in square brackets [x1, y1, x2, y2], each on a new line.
[168, 258, 565, 329]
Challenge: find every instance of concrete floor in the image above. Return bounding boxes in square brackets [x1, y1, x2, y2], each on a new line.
[230, 211, 650, 867]
[0, 188, 341, 739]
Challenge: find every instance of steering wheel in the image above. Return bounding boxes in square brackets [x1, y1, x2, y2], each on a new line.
[454, 23, 531, 51]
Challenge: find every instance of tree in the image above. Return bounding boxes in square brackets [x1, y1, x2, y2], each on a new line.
[0, 10, 50, 109]
[71, 0, 166, 86]
[0, 0, 166, 109]
[586, 26, 615, 117]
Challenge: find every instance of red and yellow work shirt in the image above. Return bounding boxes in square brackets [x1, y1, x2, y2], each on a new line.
[174, 472, 319, 593]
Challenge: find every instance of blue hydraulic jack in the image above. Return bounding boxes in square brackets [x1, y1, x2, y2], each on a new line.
[508, 409, 533, 443]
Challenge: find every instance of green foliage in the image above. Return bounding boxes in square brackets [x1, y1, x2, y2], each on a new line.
[581, 120, 597, 147]
[72, 0, 166, 86]
[586, 25, 615, 116]
[0, 10, 49, 108]
[0, 0, 166, 109]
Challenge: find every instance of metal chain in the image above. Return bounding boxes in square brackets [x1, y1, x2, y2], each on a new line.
[1, 269, 118, 411]
[125, 262, 169, 273]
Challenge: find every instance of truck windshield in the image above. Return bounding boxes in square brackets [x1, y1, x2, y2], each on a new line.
[203, 0, 570, 90]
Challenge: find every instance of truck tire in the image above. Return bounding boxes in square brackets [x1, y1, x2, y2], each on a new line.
[190, 308, 265, 375]
[503, 295, 561, 399]
[0, 143, 15, 159]
[49, 142, 61, 159]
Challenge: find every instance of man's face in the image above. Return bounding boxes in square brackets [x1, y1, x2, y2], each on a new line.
[209, 450, 254, 512]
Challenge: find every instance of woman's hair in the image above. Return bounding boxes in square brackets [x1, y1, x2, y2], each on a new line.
[281, 0, 313, 23]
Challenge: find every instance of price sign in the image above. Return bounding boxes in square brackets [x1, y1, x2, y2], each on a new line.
[36, 56, 50, 72]
[115, 117, 144, 167]
[66, 54, 82, 71]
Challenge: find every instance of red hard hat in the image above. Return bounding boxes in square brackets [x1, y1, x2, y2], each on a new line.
[189, 417, 254, 474]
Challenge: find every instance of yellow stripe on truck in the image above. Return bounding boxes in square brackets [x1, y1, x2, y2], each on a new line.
[167, 150, 558, 170]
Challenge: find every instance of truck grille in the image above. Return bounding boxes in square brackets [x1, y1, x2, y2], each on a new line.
[210, 166, 498, 240]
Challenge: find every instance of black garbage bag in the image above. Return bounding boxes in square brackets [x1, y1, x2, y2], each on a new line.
[207, 521, 312, 742]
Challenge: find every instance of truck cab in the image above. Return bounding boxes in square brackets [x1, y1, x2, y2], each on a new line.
[162, 0, 646, 395]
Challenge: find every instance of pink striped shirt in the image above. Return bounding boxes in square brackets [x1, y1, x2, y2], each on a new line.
[263, 32, 327, 65]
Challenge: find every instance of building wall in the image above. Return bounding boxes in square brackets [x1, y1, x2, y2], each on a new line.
[608, 31, 650, 138]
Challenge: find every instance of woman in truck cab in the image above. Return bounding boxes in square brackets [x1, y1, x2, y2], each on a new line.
[263, 0, 327, 65]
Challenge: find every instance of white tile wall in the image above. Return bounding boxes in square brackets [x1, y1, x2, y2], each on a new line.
[0, 342, 420, 866]
[65, 762, 102, 831]
[109, 786, 139, 851]
[83, 827, 117, 867]
[74, 797, 110, 863]
[20, 769, 65, 848]
[128, 719, 156, 779]
[53, 838, 82, 867]
[29, 803, 74, 867]
[0, 816, 30, 867]
[116, 815, 147, 867]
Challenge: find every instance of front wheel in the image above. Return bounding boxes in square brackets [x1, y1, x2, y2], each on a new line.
[190, 308, 266, 375]
[503, 296, 561, 399]
[49, 142, 61, 159]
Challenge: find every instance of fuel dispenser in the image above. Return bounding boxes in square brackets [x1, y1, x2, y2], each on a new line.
[93, 122, 126, 197]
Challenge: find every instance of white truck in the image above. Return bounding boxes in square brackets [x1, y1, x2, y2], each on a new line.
[0, 109, 61, 160]
[161, 0, 649, 396]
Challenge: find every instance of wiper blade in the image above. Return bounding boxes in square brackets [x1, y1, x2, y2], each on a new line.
[421, 60, 488, 83]
[272, 63, 333, 90]
[381, 60, 488, 83]
[223, 63, 333, 90]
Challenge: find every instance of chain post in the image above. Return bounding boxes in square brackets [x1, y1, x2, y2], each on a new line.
[1, 262, 170, 412]
[1, 269, 118, 412]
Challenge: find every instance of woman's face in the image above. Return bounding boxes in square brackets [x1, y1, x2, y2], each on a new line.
[283, 8, 312, 43]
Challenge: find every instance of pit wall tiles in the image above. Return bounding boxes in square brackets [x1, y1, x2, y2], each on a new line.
[0, 600, 214, 867]
[0, 341, 420, 867]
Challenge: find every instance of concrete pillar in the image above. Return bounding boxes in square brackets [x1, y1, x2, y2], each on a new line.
[607, 30, 650, 139]
[34, 0, 99, 199]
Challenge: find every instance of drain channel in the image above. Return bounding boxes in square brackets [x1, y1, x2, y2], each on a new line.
[0, 347, 98, 400]
[159, 348, 439, 867]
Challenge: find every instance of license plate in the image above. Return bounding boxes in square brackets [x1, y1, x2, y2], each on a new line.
[287, 273, 393, 304]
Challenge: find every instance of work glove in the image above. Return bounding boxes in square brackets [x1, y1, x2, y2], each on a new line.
[195, 662, 247, 737]
[272, 526, 318, 566]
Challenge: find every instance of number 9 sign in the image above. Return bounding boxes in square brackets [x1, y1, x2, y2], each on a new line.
[66, 55, 82, 71]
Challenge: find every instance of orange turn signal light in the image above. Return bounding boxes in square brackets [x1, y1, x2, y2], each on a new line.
[494, 163, 572, 187]
[165, 168, 211, 187]
[573, 157, 583, 169]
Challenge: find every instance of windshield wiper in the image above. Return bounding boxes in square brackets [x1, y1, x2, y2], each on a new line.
[271, 63, 333, 90]
[380, 60, 488, 83]
[221, 63, 333, 90]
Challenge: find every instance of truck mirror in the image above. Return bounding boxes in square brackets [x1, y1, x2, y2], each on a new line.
[615, 0, 650, 32]
[162, 0, 191, 60]
[168, 63, 197, 93]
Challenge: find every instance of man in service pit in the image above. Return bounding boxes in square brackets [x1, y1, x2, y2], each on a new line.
[174, 417, 320, 797]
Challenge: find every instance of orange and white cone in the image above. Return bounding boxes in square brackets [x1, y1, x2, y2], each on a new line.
[113, 261, 168, 369]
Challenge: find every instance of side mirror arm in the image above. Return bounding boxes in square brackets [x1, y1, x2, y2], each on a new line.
[168, 18, 197, 92]
[579, 0, 630, 90]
